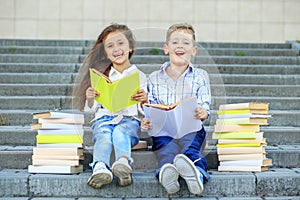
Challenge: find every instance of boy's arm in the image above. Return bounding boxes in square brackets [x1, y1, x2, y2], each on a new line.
[147, 75, 159, 104]
[196, 69, 211, 116]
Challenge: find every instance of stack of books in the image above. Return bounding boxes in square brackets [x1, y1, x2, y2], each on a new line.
[28, 111, 85, 174]
[212, 102, 272, 172]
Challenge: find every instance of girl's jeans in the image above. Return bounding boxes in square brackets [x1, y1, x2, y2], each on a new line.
[91, 115, 140, 169]
[152, 126, 210, 182]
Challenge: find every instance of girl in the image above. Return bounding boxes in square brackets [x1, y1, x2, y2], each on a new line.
[73, 24, 147, 189]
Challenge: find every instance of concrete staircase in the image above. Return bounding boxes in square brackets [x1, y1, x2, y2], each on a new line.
[0, 39, 299, 199]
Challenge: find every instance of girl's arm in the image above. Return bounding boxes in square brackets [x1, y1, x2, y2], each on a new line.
[83, 87, 99, 113]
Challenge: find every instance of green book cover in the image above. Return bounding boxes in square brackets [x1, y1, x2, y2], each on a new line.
[90, 68, 140, 113]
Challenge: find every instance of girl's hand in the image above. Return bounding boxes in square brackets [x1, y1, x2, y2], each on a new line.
[194, 106, 208, 121]
[132, 89, 148, 104]
[141, 118, 152, 130]
[86, 87, 99, 108]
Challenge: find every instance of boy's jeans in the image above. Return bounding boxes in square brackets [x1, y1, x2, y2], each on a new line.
[152, 127, 210, 182]
[91, 115, 140, 169]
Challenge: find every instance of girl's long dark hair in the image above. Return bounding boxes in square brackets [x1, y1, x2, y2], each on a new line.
[72, 24, 136, 111]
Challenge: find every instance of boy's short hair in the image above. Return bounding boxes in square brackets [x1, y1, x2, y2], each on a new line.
[166, 23, 196, 44]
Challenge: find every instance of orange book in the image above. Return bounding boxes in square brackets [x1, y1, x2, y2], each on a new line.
[214, 124, 260, 133]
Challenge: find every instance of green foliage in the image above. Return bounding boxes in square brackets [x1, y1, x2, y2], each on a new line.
[149, 48, 159, 55]
[8, 47, 16, 54]
[236, 51, 245, 56]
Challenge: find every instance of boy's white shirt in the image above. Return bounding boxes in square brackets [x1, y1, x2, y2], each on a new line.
[84, 64, 147, 122]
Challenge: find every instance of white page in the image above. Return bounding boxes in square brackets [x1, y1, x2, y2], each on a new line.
[144, 97, 202, 139]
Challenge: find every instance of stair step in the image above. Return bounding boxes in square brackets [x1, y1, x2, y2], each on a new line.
[0, 168, 299, 198]
[0, 39, 292, 49]
[0, 198, 299, 200]
[0, 46, 84, 55]
[134, 47, 300, 57]
[0, 54, 80, 63]
[0, 63, 78, 73]
[0, 145, 299, 170]
[1, 84, 299, 97]
[1, 73, 299, 85]
[1, 46, 298, 57]
[0, 54, 299, 65]
[1, 125, 299, 146]
[0, 109, 299, 127]
[0, 39, 87, 47]
[136, 41, 293, 49]
[1, 63, 299, 75]
[1, 96, 299, 110]
[113, 55, 300, 65]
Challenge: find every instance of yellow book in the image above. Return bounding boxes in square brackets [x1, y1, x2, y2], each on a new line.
[217, 109, 268, 115]
[219, 102, 269, 111]
[212, 131, 264, 139]
[216, 117, 269, 125]
[90, 68, 140, 113]
[217, 143, 263, 148]
[36, 134, 83, 144]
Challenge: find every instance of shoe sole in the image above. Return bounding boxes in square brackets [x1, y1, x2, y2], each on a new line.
[159, 163, 180, 194]
[174, 154, 204, 195]
[87, 172, 112, 189]
[112, 162, 133, 187]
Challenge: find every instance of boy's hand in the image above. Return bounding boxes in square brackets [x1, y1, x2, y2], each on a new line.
[194, 106, 208, 121]
[141, 118, 152, 130]
[132, 89, 148, 104]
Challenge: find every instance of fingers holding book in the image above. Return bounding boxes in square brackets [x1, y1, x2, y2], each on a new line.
[86, 87, 100, 99]
[194, 106, 208, 121]
[132, 89, 148, 104]
[86, 87, 100, 108]
[141, 118, 152, 130]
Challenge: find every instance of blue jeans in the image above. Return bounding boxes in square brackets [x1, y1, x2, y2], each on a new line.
[91, 115, 140, 169]
[152, 127, 210, 183]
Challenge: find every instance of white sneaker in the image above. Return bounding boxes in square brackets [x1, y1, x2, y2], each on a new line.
[159, 163, 180, 194]
[112, 158, 133, 187]
[87, 162, 113, 189]
[174, 154, 204, 195]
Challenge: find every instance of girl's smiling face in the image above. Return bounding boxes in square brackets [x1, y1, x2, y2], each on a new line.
[164, 30, 198, 67]
[104, 31, 132, 68]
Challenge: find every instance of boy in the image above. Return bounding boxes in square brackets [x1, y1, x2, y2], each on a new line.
[141, 23, 211, 195]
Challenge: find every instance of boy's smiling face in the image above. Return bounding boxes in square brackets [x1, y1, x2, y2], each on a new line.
[164, 30, 198, 67]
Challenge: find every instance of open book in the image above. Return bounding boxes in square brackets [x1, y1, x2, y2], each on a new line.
[89, 68, 140, 113]
[143, 97, 202, 139]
